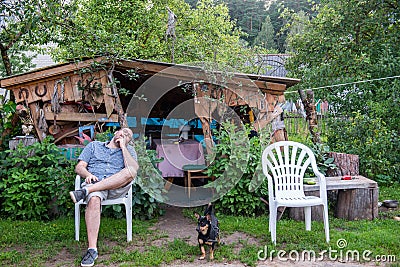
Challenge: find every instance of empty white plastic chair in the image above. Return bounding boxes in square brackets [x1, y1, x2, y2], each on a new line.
[74, 175, 133, 242]
[261, 141, 330, 244]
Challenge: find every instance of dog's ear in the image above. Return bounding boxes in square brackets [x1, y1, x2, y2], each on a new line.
[204, 203, 213, 216]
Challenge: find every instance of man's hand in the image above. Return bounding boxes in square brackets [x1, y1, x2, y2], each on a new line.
[85, 174, 99, 184]
[115, 135, 128, 148]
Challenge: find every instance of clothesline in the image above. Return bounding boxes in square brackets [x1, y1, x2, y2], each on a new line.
[284, 75, 400, 94]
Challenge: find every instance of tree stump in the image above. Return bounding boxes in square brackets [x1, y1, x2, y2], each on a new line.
[9, 135, 38, 150]
[335, 187, 379, 220]
[327, 152, 359, 176]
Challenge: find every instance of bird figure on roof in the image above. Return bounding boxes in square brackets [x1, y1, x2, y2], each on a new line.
[75, 132, 92, 145]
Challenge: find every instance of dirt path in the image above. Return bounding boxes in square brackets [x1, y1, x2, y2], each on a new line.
[52, 205, 382, 267]
[150, 205, 198, 245]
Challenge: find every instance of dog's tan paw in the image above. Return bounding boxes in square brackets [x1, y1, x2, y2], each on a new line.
[199, 255, 206, 260]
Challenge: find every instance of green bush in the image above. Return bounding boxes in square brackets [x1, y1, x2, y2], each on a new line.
[131, 138, 165, 220]
[0, 134, 165, 221]
[90, 137, 165, 220]
[206, 122, 269, 217]
[327, 111, 400, 184]
[0, 136, 75, 220]
[0, 100, 20, 151]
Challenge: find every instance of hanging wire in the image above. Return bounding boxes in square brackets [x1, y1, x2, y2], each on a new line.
[284, 75, 400, 94]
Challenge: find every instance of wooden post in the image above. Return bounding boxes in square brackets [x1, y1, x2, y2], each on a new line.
[198, 116, 213, 156]
[100, 70, 115, 118]
[270, 94, 287, 143]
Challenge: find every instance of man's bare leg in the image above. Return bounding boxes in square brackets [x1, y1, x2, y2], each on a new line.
[86, 196, 101, 249]
[86, 168, 135, 194]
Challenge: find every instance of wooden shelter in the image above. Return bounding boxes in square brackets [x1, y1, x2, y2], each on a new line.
[0, 57, 300, 147]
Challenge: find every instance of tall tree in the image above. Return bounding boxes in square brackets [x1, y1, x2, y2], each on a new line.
[216, 0, 268, 45]
[0, 0, 77, 148]
[284, 10, 308, 52]
[286, 0, 400, 181]
[268, 0, 319, 53]
[0, 0, 40, 77]
[253, 15, 277, 50]
[0, 0, 76, 77]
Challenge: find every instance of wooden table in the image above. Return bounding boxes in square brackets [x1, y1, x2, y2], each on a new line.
[289, 176, 379, 221]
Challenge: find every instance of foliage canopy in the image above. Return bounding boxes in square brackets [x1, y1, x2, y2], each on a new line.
[52, 0, 252, 70]
[285, 0, 400, 182]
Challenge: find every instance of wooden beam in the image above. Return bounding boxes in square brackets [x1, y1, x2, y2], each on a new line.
[118, 60, 290, 95]
[254, 81, 287, 95]
[0, 57, 106, 87]
[44, 110, 118, 122]
[100, 69, 115, 118]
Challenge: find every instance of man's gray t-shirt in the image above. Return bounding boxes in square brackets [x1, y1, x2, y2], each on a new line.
[78, 141, 137, 180]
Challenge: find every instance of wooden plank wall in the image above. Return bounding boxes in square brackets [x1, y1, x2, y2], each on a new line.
[11, 73, 83, 104]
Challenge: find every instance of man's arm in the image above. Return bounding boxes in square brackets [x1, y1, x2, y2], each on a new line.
[116, 135, 139, 178]
[121, 145, 139, 178]
[75, 160, 99, 184]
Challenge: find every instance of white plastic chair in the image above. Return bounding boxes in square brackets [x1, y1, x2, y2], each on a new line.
[74, 175, 133, 242]
[261, 141, 330, 244]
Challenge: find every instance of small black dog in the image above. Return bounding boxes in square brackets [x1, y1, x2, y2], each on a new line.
[194, 203, 220, 260]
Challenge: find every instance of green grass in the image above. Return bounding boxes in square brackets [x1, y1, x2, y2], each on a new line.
[379, 183, 400, 202]
[0, 184, 399, 266]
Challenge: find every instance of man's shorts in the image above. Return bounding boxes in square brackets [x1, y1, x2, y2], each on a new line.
[81, 181, 132, 203]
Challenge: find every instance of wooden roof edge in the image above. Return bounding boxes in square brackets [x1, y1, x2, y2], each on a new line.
[116, 58, 301, 88]
[0, 56, 300, 89]
[0, 57, 107, 87]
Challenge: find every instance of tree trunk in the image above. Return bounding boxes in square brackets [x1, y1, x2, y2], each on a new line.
[0, 44, 20, 149]
[298, 89, 320, 144]
[335, 187, 379, 220]
[0, 44, 12, 77]
[326, 152, 359, 176]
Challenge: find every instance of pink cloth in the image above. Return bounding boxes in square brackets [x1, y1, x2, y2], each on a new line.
[154, 139, 205, 177]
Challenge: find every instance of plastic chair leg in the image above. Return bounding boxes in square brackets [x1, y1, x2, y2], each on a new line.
[75, 203, 80, 241]
[125, 202, 132, 242]
[304, 206, 312, 231]
[323, 204, 330, 243]
[270, 207, 277, 244]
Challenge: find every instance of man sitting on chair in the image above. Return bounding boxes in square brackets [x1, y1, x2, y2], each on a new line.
[69, 127, 139, 267]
